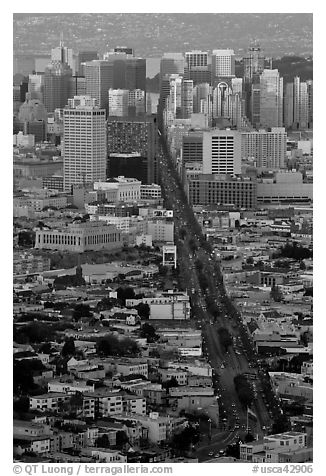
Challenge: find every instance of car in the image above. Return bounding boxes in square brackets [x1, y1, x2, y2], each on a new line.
[234, 425, 240, 429]
[214, 454, 220, 458]
[208, 452, 214, 457]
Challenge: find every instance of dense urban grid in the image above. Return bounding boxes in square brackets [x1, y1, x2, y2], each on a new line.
[13, 13, 313, 465]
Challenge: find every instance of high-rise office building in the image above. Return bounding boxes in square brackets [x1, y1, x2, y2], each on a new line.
[63, 95, 107, 192]
[68, 75, 87, 98]
[182, 132, 204, 165]
[241, 128, 287, 168]
[51, 40, 74, 73]
[250, 83, 261, 128]
[43, 61, 72, 113]
[114, 46, 134, 55]
[128, 89, 146, 116]
[76, 51, 99, 76]
[307, 80, 313, 127]
[211, 50, 235, 84]
[28, 74, 44, 101]
[185, 50, 211, 85]
[85, 60, 112, 111]
[166, 76, 193, 119]
[243, 44, 265, 84]
[283, 77, 312, 130]
[283, 82, 294, 129]
[259, 69, 283, 129]
[18, 93, 48, 142]
[107, 115, 158, 183]
[181, 80, 194, 119]
[108, 89, 145, 117]
[160, 53, 185, 81]
[103, 53, 146, 91]
[193, 83, 212, 116]
[108, 89, 129, 116]
[243, 44, 265, 120]
[202, 129, 241, 175]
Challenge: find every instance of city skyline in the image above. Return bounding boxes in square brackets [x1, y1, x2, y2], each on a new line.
[12, 9, 314, 469]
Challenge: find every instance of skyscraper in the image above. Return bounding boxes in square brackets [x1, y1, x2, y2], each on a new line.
[85, 60, 112, 111]
[160, 53, 185, 82]
[51, 40, 74, 73]
[241, 128, 287, 168]
[243, 44, 265, 84]
[76, 51, 99, 76]
[211, 49, 235, 84]
[107, 115, 158, 183]
[103, 53, 146, 91]
[18, 93, 48, 142]
[182, 132, 204, 165]
[63, 95, 107, 192]
[185, 50, 211, 85]
[166, 76, 193, 120]
[202, 129, 241, 175]
[108, 89, 129, 117]
[250, 83, 261, 128]
[43, 61, 72, 113]
[283, 77, 312, 130]
[259, 69, 283, 128]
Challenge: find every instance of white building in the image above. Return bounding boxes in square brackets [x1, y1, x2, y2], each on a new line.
[35, 220, 122, 252]
[148, 221, 174, 243]
[150, 300, 190, 320]
[241, 128, 287, 169]
[13, 132, 35, 148]
[94, 177, 141, 202]
[140, 184, 162, 200]
[115, 360, 149, 379]
[260, 70, 283, 129]
[108, 89, 129, 116]
[211, 49, 235, 78]
[202, 129, 241, 175]
[63, 96, 107, 192]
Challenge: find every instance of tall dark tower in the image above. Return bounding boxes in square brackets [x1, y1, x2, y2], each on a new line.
[243, 42, 265, 122]
[243, 43, 265, 84]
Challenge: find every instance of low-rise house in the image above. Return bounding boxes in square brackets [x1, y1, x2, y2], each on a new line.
[29, 393, 71, 412]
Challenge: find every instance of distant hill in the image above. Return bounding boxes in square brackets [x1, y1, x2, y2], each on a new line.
[13, 13, 312, 58]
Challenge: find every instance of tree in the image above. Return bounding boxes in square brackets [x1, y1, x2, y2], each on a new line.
[171, 425, 200, 453]
[116, 287, 135, 305]
[95, 434, 110, 448]
[162, 377, 179, 390]
[135, 303, 150, 320]
[234, 375, 255, 407]
[96, 335, 139, 357]
[244, 433, 255, 443]
[13, 396, 30, 413]
[140, 323, 158, 342]
[73, 304, 92, 321]
[13, 361, 35, 394]
[270, 285, 283, 302]
[158, 265, 169, 276]
[116, 431, 129, 447]
[271, 414, 291, 434]
[225, 441, 240, 459]
[188, 238, 198, 254]
[246, 257, 254, 265]
[62, 337, 76, 357]
[179, 228, 187, 240]
[18, 231, 35, 247]
[218, 328, 233, 352]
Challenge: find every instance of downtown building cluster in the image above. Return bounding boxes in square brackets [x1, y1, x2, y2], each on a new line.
[13, 32, 312, 465]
